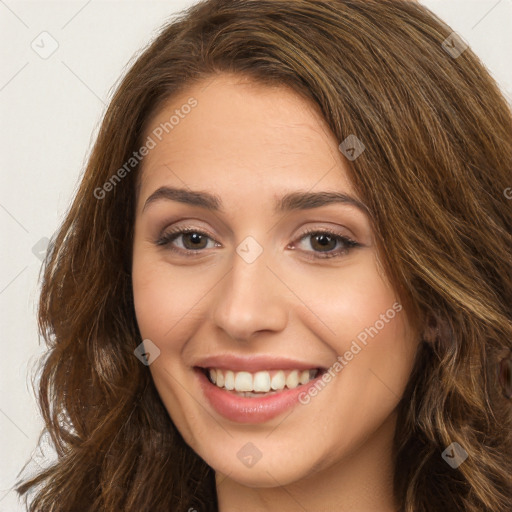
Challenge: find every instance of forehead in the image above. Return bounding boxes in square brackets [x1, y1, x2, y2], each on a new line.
[137, 74, 357, 204]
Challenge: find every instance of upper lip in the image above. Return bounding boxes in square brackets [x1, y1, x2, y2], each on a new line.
[194, 354, 328, 372]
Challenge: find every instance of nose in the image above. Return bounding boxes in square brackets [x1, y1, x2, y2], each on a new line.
[211, 246, 289, 342]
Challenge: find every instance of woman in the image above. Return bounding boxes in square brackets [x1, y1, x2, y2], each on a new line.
[16, 0, 512, 511]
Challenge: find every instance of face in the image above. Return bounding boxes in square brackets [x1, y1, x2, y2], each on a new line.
[132, 74, 419, 488]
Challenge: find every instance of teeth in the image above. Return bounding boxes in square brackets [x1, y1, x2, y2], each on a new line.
[271, 370, 285, 390]
[253, 371, 271, 392]
[234, 371, 253, 392]
[207, 368, 319, 393]
[224, 370, 235, 390]
[286, 370, 299, 389]
[299, 369, 311, 385]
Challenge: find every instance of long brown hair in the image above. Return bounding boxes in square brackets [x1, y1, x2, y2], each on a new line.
[16, 1, 512, 510]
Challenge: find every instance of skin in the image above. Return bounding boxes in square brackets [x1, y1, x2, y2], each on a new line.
[132, 73, 420, 512]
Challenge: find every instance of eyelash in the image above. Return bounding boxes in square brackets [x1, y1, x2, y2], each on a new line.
[155, 226, 361, 260]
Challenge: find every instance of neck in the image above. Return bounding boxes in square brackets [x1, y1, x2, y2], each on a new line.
[215, 411, 399, 512]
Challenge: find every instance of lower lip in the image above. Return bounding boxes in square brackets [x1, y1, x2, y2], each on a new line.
[196, 368, 324, 424]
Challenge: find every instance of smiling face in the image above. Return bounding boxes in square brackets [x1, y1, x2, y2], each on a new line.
[131, 74, 419, 490]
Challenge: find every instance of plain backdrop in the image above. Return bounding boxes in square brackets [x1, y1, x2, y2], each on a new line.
[1, 1, 511, 510]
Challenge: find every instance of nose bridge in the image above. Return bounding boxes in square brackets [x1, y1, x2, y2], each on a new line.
[211, 240, 288, 341]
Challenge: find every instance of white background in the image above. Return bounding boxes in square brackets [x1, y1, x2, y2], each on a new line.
[1, 1, 511, 510]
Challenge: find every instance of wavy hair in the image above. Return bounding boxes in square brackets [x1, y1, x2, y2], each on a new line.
[16, 0, 512, 510]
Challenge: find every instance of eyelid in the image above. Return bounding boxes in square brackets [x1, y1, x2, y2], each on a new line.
[294, 226, 358, 244]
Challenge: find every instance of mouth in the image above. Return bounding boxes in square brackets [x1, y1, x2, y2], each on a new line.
[194, 364, 329, 423]
[198, 367, 324, 397]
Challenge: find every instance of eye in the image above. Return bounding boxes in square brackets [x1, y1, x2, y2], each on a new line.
[290, 228, 361, 260]
[155, 226, 361, 259]
[155, 226, 219, 255]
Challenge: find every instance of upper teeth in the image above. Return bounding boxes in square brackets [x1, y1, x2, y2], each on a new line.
[208, 368, 318, 393]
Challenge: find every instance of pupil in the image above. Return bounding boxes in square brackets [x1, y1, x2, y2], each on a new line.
[186, 233, 206, 248]
[313, 234, 335, 251]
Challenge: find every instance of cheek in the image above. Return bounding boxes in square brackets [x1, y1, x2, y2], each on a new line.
[295, 251, 417, 396]
[132, 261, 170, 342]
[338, 259, 413, 369]
[291, 252, 402, 344]
[131, 250, 205, 441]
[131, 249, 209, 345]
[294, 257, 416, 465]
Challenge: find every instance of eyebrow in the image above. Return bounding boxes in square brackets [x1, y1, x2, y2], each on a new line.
[142, 186, 369, 215]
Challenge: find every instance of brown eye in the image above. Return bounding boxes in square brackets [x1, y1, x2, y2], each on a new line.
[156, 228, 218, 254]
[179, 232, 209, 250]
[292, 228, 360, 259]
[309, 233, 338, 252]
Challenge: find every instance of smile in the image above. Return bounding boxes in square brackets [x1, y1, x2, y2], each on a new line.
[194, 358, 329, 423]
[206, 368, 319, 395]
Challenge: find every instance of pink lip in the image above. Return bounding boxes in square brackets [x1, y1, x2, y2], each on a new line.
[194, 354, 325, 372]
[195, 367, 326, 424]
